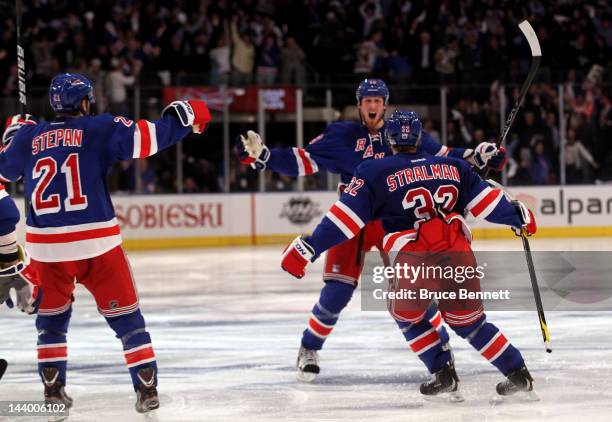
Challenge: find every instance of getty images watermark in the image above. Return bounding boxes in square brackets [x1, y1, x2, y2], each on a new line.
[370, 261, 511, 301]
[359, 251, 612, 312]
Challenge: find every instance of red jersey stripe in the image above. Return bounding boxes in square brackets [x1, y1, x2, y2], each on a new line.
[329, 204, 361, 236]
[471, 189, 501, 217]
[26, 225, 121, 244]
[297, 148, 314, 175]
[137, 120, 151, 158]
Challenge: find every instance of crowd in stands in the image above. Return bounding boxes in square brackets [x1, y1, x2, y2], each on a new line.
[0, 0, 610, 191]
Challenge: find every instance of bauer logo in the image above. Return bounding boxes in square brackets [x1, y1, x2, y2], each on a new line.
[280, 197, 322, 225]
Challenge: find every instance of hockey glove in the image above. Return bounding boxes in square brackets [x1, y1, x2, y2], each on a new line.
[0, 245, 41, 314]
[162, 100, 211, 134]
[473, 142, 504, 170]
[487, 146, 507, 171]
[236, 130, 270, 171]
[511, 200, 537, 237]
[2, 114, 36, 146]
[4, 281, 42, 315]
[281, 236, 315, 279]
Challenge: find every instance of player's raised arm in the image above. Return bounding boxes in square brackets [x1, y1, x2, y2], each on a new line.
[109, 100, 211, 161]
[416, 116, 507, 171]
[458, 161, 536, 235]
[235, 123, 347, 176]
[281, 169, 375, 279]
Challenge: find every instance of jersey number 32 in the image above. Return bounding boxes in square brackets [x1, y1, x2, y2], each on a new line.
[32, 153, 88, 215]
[403, 185, 458, 228]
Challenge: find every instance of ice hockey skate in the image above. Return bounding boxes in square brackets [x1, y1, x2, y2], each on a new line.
[135, 367, 160, 413]
[296, 346, 320, 383]
[420, 362, 464, 403]
[495, 366, 539, 402]
[42, 367, 72, 421]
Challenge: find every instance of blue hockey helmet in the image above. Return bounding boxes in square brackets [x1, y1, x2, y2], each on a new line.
[384, 110, 422, 147]
[49, 73, 95, 113]
[356, 78, 389, 105]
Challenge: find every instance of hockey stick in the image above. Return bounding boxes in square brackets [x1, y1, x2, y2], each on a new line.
[484, 22, 551, 353]
[488, 178, 552, 353]
[483, 20, 541, 180]
[16, 0, 27, 115]
[0, 358, 7, 380]
[15, 0, 31, 210]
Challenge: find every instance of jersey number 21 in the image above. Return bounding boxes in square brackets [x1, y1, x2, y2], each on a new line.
[32, 153, 88, 215]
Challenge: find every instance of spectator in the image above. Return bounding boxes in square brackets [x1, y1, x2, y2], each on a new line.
[87, 58, 107, 114]
[434, 36, 460, 83]
[280, 36, 306, 86]
[256, 34, 280, 85]
[511, 148, 534, 186]
[359, 0, 383, 38]
[354, 30, 386, 74]
[565, 128, 599, 184]
[531, 141, 552, 185]
[209, 37, 231, 85]
[106, 58, 136, 116]
[230, 16, 255, 86]
[411, 31, 435, 84]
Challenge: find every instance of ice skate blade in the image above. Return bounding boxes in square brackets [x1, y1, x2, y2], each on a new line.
[422, 389, 464, 403]
[136, 399, 160, 413]
[296, 370, 317, 383]
[490, 389, 540, 405]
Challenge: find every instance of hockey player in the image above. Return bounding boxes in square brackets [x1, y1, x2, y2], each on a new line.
[280, 110, 536, 398]
[0, 73, 210, 412]
[0, 114, 41, 317]
[237, 78, 507, 382]
[0, 114, 41, 382]
[0, 191, 41, 315]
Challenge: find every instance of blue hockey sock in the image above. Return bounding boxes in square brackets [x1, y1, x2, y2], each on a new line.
[36, 307, 72, 385]
[450, 314, 525, 375]
[301, 280, 354, 350]
[106, 309, 157, 390]
[396, 305, 452, 374]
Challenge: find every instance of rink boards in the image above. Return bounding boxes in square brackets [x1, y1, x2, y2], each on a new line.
[13, 185, 612, 250]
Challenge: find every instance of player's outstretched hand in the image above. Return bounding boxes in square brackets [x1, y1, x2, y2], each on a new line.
[281, 236, 315, 279]
[236, 130, 270, 170]
[512, 200, 537, 236]
[162, 100, 211, 134]
[2, 114, 37, 146]
[473, 142, 507, 171]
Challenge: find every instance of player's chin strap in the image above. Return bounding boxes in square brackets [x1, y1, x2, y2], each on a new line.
[0, 245, 30, 277]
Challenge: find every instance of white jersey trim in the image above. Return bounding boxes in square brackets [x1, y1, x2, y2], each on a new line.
[26, 218, 122, 262]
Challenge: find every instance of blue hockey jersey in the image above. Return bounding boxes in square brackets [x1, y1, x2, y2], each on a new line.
[266, 121, 468, 184]
[0, 114, 191, 262]
[305, 152, 523, 258]
[0, 184, 20, 259]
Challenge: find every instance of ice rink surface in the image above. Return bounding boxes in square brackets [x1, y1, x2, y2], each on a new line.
[1, 237, 612, 422]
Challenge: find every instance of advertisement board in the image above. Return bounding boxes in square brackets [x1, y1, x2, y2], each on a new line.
[12, 185, 612, 249]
